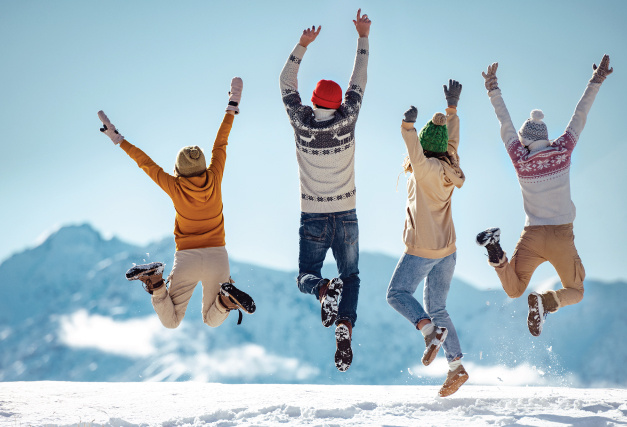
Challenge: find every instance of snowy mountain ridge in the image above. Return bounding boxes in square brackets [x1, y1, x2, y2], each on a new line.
[0, 223, 625, 386]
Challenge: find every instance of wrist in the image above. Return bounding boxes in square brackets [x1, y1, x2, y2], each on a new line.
[401, 121, 415, 130]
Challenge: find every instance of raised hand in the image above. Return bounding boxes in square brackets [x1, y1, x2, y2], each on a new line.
[591, 54, 613, 83]
[403, 106, 418, 123]
[353, 8, 371, 37]
[226, 77, 243, 115]
[443, 79, 462, 107]
[481, 62, 499, 91]
[299, 26, 321, 48]
[97, 110, 124, 145]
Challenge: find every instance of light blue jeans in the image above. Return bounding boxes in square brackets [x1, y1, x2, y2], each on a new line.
[386, 252, 463, 362]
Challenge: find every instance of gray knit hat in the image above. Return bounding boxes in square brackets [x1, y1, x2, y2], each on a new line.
[519, 110, 548, 143]
[174, 146, 206, 177]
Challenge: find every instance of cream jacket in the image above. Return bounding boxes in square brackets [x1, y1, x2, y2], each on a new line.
[401, 107, 465, 259]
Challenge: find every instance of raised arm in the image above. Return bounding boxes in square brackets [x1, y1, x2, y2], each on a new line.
[279, 25, 320, 109]
[483, 63, 518, 148]
[208, 77, 241, 179]
[566, 54, 612, 139]
[401, 106, 430, 181]
[443, 79, 461, 153]
[345, 9, 370, 105]
[98, 110, 175, 196]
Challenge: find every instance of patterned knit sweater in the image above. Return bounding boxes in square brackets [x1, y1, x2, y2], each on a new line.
[280, 38, 369, 213]
[488, 82, 601, 226]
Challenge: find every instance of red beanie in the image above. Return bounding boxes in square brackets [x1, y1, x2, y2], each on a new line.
[311, 80, 342, 109]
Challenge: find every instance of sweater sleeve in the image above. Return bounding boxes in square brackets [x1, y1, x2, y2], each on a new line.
[279, 44, 307, 113]
[488, 88, 518, 149]
[208, 113, 234, 180]
[344, 37, 369, 109]
[119, 140, 175, 197]
[445, 107, 460, 154]
[402, 126, 435, 181]
[565, 82, 601, 142]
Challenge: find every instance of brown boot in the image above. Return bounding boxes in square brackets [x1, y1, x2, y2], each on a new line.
[527, 290, 560, 336]
[541, 290, 560, 313]
[421, 325, 448, 366]
[335, 320, 353, 372]
[125, 262, 165, 295]
[438, 365, 469, 397]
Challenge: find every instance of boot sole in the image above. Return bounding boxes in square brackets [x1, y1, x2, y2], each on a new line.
[527, 292, 544, 337]
[125, 262, 164, 281]
[422, 328, 448, 366]
[221, 283, 256, 314]
[321, 279, 343, 328]
[335, 323, 352, 372]
[476, 228, 500, 247]
[439, 370, 469, 397]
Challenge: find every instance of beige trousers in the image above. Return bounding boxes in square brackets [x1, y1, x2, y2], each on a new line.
[152, 246, 231, 328]
[494, 223, 585, 308]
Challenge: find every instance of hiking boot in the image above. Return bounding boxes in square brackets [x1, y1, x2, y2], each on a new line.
[527, 291, 560, 336]
[422, 326, 448, 366]
[320, 278, 343, 328]
[438, 365, 469, 397]
[125, 262, 165, 294]
[476, 227, 505, 266]
[219, 281, 256, 325]
[335, 321, 353, 372]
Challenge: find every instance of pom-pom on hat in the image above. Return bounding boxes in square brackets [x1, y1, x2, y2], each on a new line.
[419, 113, 449, 153]
[174, 146, 206, 177]
[311, 80, 342, 109]
[519, 109, 549, 143]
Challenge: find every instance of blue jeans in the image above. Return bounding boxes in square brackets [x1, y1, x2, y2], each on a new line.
[297, 209, 360, 327]
[386, 252, 463, 362]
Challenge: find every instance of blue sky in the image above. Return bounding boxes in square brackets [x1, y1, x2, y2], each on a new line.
[0, 0, 625, 290]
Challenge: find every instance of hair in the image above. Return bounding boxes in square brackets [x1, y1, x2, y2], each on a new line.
[313, 104, 332, 110]
[402, 150, 450, 174]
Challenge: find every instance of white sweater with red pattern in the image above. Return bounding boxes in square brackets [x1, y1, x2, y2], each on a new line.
[488, 82, 601, 226]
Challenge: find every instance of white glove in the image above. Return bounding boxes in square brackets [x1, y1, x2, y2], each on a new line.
[98, 110, 124, 145]
[226, 77, 243, 114]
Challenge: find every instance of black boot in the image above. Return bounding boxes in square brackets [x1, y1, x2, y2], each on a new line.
[219, 281, 256, 325]
[476, 228, 505, 265]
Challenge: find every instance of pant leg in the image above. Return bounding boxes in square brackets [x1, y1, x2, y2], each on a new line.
[297, 212, 331, 298]
[423, 252, 462, 362]
[545, 224, 585, 307]
[151, 249, 201, 329]
[331, 210, 360, 327]
[199, 246, 232, 327]
[494, 226, 546, 298]
[386, 253, 434, 325]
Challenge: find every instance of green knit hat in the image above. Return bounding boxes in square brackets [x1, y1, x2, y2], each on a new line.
[419, 113, 448, 153]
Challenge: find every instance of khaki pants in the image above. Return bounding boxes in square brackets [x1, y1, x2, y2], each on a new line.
[494, 223, 585, 308]
[152, 246, 231, 328]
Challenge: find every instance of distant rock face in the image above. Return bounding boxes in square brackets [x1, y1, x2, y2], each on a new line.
[0, 223, 625, 386]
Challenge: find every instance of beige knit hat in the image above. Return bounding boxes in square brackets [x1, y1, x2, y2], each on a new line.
[174, 146, 206, 177]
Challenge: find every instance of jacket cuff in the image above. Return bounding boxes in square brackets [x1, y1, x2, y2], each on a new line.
[488, 88, 502, 98]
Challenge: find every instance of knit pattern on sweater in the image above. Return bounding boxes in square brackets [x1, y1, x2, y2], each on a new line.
[506, 131, 576, 183]
[280, 39, 369, 213]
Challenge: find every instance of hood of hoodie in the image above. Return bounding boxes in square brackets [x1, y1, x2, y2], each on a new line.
[177, 171, 217, 203]
[440, 150, 465, 189]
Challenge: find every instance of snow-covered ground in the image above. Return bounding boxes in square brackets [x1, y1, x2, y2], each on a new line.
[1, 382, 626, 426]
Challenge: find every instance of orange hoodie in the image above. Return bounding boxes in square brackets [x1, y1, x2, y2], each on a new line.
[119, 113, 234, 251]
